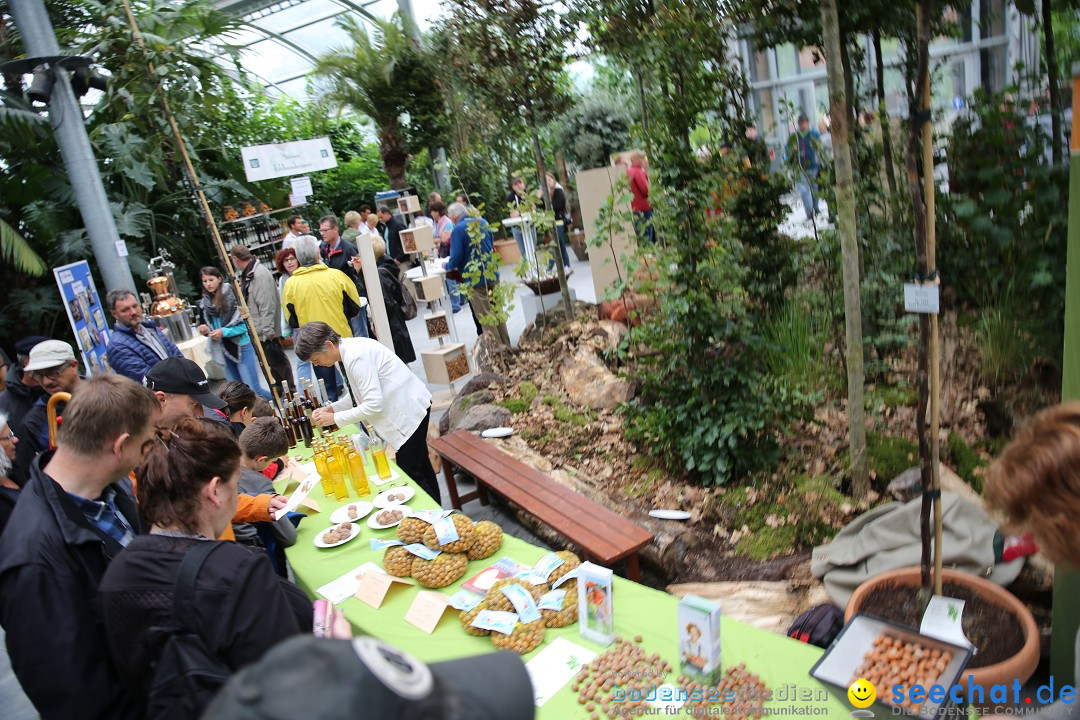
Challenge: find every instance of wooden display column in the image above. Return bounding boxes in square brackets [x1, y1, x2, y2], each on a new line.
[396, 193, 470, 391]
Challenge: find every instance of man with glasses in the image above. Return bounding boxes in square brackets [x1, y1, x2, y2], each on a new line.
[318, 215, 369, 339]
[12, 340, 82, 488]
[0, 375, 160, 719]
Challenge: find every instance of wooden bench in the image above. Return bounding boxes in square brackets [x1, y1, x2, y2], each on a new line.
[429, 430, 654, 581]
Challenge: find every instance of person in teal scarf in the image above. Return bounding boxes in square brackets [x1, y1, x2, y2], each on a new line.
[785, 113, 824, 221]
[197, 266, 272, 401]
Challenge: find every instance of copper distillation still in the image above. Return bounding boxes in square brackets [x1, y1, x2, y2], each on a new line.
[143, 252, 194, 342]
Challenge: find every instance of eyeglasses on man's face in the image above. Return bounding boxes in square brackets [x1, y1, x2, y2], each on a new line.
[29, 364, 69, 382]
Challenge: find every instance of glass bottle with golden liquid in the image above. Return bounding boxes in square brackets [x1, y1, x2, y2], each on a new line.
[346, 449, 370, 497]
[325, 452, 349, 501]
[367, 423, 392, 479]
[313, 444, 333, 496]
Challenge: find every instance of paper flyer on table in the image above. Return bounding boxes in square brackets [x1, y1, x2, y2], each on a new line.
[274, 474, 318, 519]
[525, 637, 597, 707]
[369, 468, 401, 485]
[317, 562, 386, 605]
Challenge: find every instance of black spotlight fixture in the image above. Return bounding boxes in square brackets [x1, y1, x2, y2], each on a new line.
[26, 64, 55, 105]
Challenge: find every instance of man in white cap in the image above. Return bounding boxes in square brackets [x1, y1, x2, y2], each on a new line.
[12, 340, 82, 486]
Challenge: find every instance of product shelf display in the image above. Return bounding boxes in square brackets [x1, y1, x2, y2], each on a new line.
[392, 192, 470, 389]
[279, 438, 853, 719]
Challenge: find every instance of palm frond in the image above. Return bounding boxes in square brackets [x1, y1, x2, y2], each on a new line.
[0, 217, 48, 277]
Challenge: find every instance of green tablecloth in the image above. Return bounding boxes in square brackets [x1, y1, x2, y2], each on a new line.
[279, 449, 851, 718]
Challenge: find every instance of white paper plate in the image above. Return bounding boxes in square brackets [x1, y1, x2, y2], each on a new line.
[648, 509, 692, 521]
[481, 427, 514, 439]
[313, 522, 362, 548]
[373, 486, 415, 508]
[367, 505, 413, 529]
[330, 501, 374, 525]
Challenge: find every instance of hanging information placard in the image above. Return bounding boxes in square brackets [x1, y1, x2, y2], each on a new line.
[241, 137, 337, 182]
[54, 260, 110, 376]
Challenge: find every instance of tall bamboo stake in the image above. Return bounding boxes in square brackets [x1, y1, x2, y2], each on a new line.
[119, 0, 277, 403]
[922, 55, 943, 597]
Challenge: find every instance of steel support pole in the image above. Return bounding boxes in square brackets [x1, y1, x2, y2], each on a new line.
[8, 0, 136, 293]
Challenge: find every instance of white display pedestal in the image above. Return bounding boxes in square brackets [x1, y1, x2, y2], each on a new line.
[521, 288, 577, 325]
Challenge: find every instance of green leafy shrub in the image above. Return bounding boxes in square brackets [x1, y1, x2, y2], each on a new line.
[941, 86, 1068, 365]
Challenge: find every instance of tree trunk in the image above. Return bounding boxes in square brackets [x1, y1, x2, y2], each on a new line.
[377, 123, 409, 189]
[874, 29, 900, 203]
[838, 22, 859, 147]
[1043, 0, 1063, 165]
[821, 0, 868, 499]
[529, 106, 573, 318]
[905, 0, 934, 594]
[635, 68, 653, 160]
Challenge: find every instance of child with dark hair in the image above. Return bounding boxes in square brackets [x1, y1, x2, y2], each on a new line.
[218, 380, 257, 437]
[233, 418, 296, 555]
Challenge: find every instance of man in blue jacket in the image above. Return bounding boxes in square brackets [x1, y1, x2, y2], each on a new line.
[105, 289, 181, 383]
[444, 202, 509, 346]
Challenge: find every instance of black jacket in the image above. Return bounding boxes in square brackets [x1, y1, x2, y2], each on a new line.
[384, 215, 407, 263]
[377, 257, 416, 364]
[321, 236, 366, 296]
[98, 534, 311, 711]
[0, 454, 143, 720]
[0, 363, 43, 435]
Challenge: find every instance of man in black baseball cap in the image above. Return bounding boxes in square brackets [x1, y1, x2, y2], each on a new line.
[204, 635, 535, 720]
[0, 336, 49, 436]
[144, 356, 228, 423]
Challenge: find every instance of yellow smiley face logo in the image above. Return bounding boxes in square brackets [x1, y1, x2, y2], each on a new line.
[848, 678, 876, 708]
[846, 677, 872, 708]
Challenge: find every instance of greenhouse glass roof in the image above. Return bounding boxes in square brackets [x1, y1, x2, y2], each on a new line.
[210, 0, 441, 100]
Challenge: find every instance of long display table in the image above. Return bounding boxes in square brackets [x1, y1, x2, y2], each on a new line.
[279, 448, 851, 718]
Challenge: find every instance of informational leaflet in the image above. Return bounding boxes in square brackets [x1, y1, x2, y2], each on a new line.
[273, 475, 319, 519]
[525, 637, 597, 707]
[317, 562, 386, 605]
[537, 590, 566, 611]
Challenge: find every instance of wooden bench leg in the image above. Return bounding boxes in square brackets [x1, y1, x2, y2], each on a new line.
[626, 553, 641, 582]
[442, 458, 463, 510]
[476, 480, 490, 506]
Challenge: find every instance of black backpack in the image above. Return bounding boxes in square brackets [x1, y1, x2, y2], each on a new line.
[787, 603, 845, 648]
[146, 542, 231, 720]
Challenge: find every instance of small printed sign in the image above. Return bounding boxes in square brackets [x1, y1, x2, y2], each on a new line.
[404, 591, 453, 634]
[904, 283, 940, 314]
[355, 571, 413, 608]
[290, 175, 314, 198]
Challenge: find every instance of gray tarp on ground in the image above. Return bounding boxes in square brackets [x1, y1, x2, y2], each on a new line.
[811, 492, 1025, 608]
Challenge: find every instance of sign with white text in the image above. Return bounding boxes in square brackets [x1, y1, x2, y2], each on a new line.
[241, 137, 337, 182]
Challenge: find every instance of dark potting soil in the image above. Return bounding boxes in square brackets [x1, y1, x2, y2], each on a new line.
[860, 581, 1024, 668]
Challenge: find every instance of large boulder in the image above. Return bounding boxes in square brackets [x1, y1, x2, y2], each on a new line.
[454, 403, 512, 432]
[459, 372, 507, 396]
[559, 348, 634, 411]
[441, 389, 495, 434]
